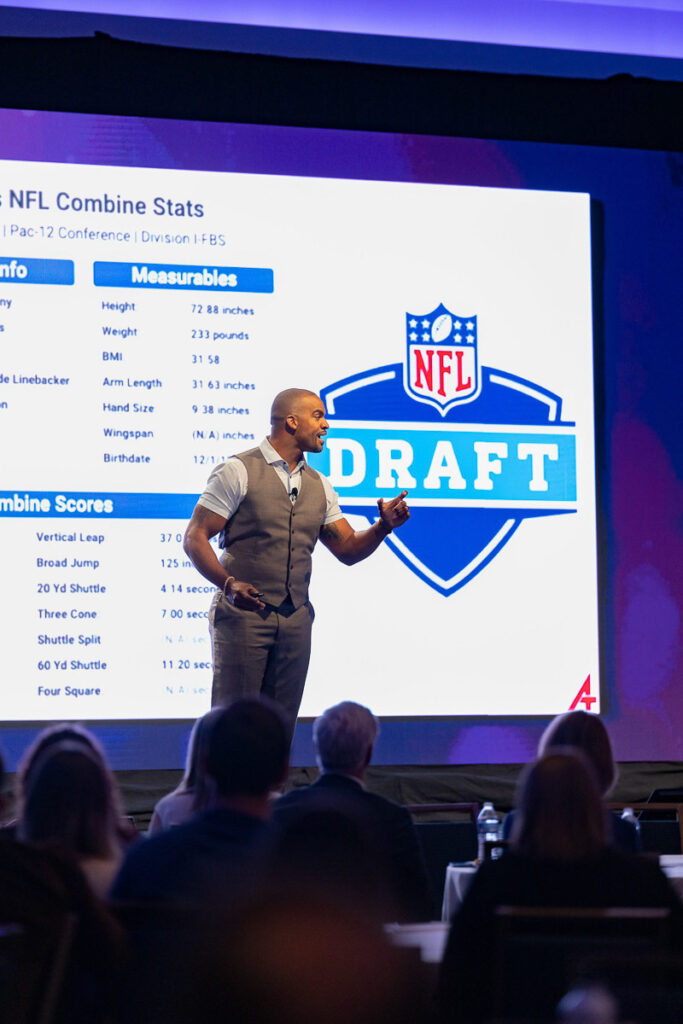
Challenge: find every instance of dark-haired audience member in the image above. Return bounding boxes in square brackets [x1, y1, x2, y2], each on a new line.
[437, 751, 683, 1023]
[19, 742, 124, 899]
[502, 710, 641, 852]
[14, 721, 137, 848]
[0, 743, 124, 1023]
[17, 722, 110, 800]
[112, 698, 288, 906]
[149, 707, 224, 834]
[272, 701, 432, 921]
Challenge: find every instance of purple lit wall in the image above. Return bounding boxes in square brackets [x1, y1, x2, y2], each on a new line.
[2, 1, 683, 80]
[5, 0, 683, 57]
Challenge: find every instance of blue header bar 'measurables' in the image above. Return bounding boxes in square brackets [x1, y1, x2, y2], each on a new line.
[93, 261, 274, 292]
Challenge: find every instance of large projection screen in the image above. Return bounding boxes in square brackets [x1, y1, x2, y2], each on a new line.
[0, 110, 599, 726]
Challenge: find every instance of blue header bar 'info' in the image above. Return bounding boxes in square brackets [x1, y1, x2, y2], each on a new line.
[0, 257, 74, 285]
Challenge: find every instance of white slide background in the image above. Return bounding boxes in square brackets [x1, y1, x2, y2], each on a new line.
[0, 160, 598, 719]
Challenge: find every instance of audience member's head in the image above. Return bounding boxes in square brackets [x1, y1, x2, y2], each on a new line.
[19, 742, 119, 860]
[513, 749, 606, 862]
[16, 723, 114, 814]
[206, 698, 288, 801]
[538, 710, 616, 795]
[180, 707, 225, 811]
[313, 701, 378, 777]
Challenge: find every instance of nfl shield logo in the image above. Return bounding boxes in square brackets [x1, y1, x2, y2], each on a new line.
[404, 303, 480, 415]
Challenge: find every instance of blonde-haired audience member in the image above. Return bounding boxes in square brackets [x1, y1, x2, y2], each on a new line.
[149, 708, 224, 834]
[503, 709, 641, 852]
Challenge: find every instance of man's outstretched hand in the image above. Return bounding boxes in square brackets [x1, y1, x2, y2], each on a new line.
[377, 490, 410, 532]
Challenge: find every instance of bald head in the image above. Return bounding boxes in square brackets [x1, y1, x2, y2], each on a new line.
[270, 389, 319, 425]
[268, 388, 329, 462]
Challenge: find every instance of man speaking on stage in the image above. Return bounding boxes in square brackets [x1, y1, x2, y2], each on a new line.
[184, 388, 410, 740]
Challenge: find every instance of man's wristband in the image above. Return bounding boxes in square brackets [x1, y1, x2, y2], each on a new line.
[376, 519, 392, 537]
[222, 576, 235, 599]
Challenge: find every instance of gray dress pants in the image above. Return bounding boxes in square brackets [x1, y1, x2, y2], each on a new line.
[209, 590, 314, 742]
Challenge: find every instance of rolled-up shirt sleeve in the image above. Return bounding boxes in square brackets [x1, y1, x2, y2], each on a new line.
[196, 458, 248, 521]
[320, 475, 344, 525]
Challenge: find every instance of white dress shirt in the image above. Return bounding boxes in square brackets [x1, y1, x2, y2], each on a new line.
[197, 437, 343, 525]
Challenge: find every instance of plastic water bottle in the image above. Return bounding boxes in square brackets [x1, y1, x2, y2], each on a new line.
[477, 801, 501, 861]
[621, 806, 641, 838]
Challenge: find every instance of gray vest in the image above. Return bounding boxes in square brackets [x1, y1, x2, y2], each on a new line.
[219, 447, 327, 609]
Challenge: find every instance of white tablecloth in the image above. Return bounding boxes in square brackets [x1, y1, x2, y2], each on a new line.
[442, 854, 683, 922]
[385, 921, 449, 963]
[659, 854, 683, 897]
[442, 863, 477, 920]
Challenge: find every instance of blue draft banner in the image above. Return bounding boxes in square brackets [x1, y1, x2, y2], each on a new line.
[311, 425, 577, 506]
[93, 261, 274, 292]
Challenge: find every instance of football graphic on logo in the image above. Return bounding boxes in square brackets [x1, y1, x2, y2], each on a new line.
[431, 313, 452, 342]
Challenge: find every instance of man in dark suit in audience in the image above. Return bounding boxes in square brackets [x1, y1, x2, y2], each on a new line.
[112, 698, 288, 906]
[272, 701, 433, 921]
